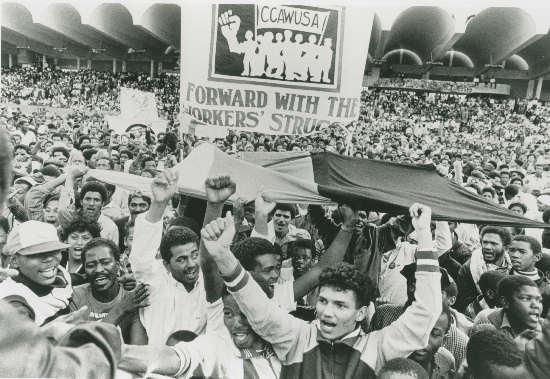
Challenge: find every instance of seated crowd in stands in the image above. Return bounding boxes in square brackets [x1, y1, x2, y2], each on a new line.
[0, 65, 549, 378]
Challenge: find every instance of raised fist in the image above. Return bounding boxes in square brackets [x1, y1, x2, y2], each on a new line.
[219, 10, 241, 39]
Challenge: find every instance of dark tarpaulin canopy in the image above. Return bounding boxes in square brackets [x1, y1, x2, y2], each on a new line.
[240, 150, 548, 228]
[311, 152, 548, 228]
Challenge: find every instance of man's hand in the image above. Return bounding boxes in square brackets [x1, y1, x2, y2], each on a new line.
[201, 212, 236, 258]
[218, 10, 241, 39]
[409, 203, 432, 232]
[118, 283, 150, 313]
[255, 190, 276, 216]
[233, 197, 246, 224]
[151, 168, 178, 203]
[339, 204, 358, 228]
[205, 175, 236, 205]
[66, 165, 88, 179]
[118, 273, 137, 291]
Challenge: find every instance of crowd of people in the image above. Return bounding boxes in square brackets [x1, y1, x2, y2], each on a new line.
[0, 64, 550, 379]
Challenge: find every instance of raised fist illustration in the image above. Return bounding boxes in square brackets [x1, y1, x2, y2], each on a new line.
[219, 10, 241, 39]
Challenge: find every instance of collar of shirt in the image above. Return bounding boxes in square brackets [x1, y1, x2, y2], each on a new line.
[238, 343, 276, 360]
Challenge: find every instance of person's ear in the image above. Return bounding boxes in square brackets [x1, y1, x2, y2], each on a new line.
[355, 305, 368, 323]
[10, 255, 19, 269]
[500, 296, 509, 309]
[534, 253, 542, 263]
[448, 296, 457, 306]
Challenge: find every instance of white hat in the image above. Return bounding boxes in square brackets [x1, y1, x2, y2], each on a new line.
[5, 221, 70, 256]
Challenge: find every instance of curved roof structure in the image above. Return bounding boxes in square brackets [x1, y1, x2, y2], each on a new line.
[1, 0, 180, 63]
[2, 1, 550, 78]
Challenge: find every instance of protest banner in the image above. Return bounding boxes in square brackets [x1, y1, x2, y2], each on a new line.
[106, 87, 167, 135]
[180, 2, 373, 136]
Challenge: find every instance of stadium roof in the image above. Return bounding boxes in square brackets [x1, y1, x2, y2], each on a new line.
[1, 0, 181, 61]
[2, 0, 550, 78]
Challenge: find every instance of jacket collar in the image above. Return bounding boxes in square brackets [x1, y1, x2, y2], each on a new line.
[314, 321, 363, 348]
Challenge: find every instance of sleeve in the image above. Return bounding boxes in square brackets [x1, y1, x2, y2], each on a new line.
[0, 301, 121, 379]
[128, 213, 164, 285]
[375, 250, 442, 370]
[24, 185, 50, 221]
[524, 315, 550, 379]
[224, 264, 308, 361]
[434, 221, 452, 256]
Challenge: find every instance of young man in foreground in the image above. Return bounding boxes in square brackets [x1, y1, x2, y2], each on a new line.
[200, 203, 442, 377]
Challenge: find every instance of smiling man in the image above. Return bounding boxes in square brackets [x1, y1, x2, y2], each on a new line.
[69, 238, 149, 343]
[129, 168, 208, 345]
[201, 203, 442, 378]
[0, 220, 72, 325]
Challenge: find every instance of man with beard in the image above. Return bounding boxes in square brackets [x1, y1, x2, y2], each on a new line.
[0, 220, 72, 325]
[58, 178, 119, 244]
[59, 217, 101, 285]
[129, 168, 208, 345]
[70, 238, 149, 344]
[200, 203, 442, 378]
[456, 226, 512, 312]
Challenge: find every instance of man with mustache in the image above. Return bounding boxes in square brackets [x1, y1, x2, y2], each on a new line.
[129, 168, 208, 345]
[70, 238, 149, 344]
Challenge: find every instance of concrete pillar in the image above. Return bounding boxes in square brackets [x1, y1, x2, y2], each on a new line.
[526, 79, 535, 99]
[87, 59, 92, 69]
[54, 57, 58, 67]
[158, 61, 163, 74]
[76, 57, 80, 70]
[112, 58, 117, 74]
[42, 55, 47, 67]
[150, 59, 155, 78]
[423, 71, 430, 80]
[122, 60, 127, 73]
[535, 76, 544, 99]
[8, 54, 13, 68]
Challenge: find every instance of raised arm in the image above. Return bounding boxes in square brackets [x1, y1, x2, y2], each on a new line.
[293, 204, 357, 300]
[250, 191, 275, 241]
[201, 213, 307, 359]
[201, 176, 236, 302]
[376, 204, 442, 370]
[24, 173, 67, 221]
[129, 169, 177, 282]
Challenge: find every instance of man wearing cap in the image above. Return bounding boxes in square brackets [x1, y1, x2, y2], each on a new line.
[0, 220, 72, 325]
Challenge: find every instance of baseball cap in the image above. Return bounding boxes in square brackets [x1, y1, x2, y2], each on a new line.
[5, 221, 69, 256]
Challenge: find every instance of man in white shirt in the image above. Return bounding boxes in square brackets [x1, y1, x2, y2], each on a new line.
[130, 168, 207, 345]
